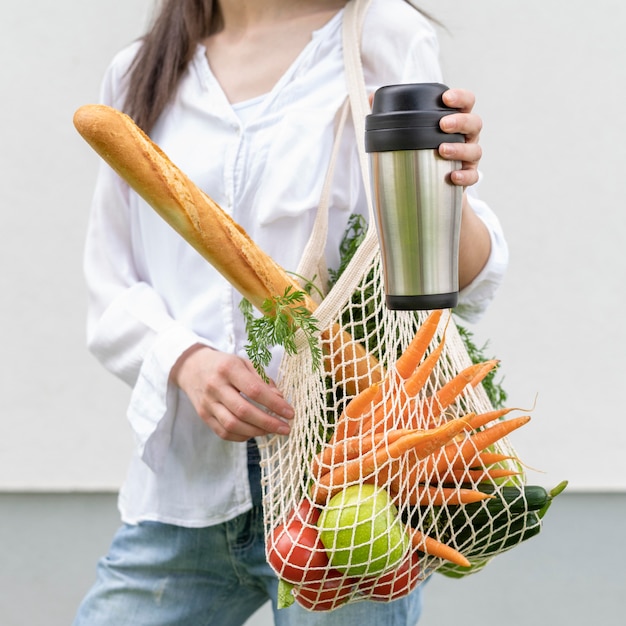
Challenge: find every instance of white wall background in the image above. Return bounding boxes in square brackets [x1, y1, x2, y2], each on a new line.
[1, 0, 624, 492]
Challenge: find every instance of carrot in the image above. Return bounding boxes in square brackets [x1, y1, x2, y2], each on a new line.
[330, 381, 382, 443]
[436, 467, 521, 485]
[311, 429, 409, 479]
[465, 414, 530, 449]
[410, 529, 470, 568]
[422, 415, 531, 477]
[401, 415, 475, 460]
[451, 451, 516, 471]
[392, 484, 495, 507]
[405, 336, 446, 398]
[358, 313, 448, 437]
[370, 336, 447, 435]
[312, 432, 375, 480]
[464, 406, 519, 430]
[464, 405, 535, 431]
[312, 416, 473, 504]
[470, 359, 501, 388]
[393, 309, 443, 380]
[420, 360, 499, 423]
[389, 461, 520, 494]
[366, 459, 399, 489]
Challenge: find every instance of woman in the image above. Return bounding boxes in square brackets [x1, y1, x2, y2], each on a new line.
[74, 0, 508, 624]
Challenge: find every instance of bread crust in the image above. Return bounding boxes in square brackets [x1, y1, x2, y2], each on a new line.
[73, 104, 301, 312]
[73, 104, 382, 393]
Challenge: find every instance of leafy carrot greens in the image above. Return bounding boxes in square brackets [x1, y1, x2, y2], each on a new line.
[240, 286, 322, 382]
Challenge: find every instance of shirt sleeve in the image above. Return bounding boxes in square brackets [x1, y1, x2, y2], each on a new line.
[83, 48, 209, 470]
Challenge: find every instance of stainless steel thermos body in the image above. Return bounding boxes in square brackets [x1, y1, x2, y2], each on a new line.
[370, 149, 462, 310]
[365, 83, 464, 311]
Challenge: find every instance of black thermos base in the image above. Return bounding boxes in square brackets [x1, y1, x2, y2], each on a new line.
[385, 292, 459, 311]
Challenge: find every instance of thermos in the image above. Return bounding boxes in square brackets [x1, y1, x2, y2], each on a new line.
[365, 83, 464, 311]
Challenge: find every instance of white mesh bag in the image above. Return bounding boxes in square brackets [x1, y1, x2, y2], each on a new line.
[260, 0, 542, 611]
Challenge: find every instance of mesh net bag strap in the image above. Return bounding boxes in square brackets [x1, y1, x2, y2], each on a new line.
[295, 0, 376, 303]
[294, 98, 352, 302]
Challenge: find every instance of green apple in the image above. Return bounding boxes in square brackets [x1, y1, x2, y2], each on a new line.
[317, 484, 410, 577]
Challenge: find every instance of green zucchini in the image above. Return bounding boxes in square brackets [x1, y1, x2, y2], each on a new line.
[438, 511, 542, 578]
[436, 481, 569, 579]
[405, 484, 550, 533]
[475, 484, 550, 513]
[444, 507, 538, 553]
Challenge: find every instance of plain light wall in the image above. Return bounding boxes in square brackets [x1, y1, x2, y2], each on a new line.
[1, 0, 624, 491]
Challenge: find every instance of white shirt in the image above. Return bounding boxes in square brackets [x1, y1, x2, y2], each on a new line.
[84, 0, 508, 527]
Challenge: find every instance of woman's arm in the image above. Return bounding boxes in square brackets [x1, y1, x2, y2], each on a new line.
[438, 88, 493, 290]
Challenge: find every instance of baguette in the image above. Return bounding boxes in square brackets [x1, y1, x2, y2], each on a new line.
[73, 104, 382, 394]
[73, 104, 298, 313]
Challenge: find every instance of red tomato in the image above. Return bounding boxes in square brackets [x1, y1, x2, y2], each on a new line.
[293, 570, 357, 612]
[267, 499, 328, 584]
[358, 551, 421, 601]
[292, 497, 320, 525]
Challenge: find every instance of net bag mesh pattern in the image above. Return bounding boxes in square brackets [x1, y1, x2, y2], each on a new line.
[259, 238, 536, 611]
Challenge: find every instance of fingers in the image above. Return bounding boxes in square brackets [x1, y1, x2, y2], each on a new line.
[439, 88, 483, 187]
[173, 346, 295, 441]
[439, 141, 482, 187]
[204, 373, 294, 441]
[207, 388, 292, 441]
[442, 88, 476, 114]
[440, 111, 482, 143]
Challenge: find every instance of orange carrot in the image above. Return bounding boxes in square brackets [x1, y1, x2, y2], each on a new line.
[312, 416, 473, 504]
[331, 382, 382, 443]
[344, 381, 383, 418]
[393, 309, 443, 380]
[402, 415, 475, 460]
[370, 336, 447, 435]
[358, 312, 448, 437]
[463, 405, 535, 431]
[365, 459, 399, 489]
[389, 461, 520, 494]
[451, 451, 516, 471]
[470, 359, 501, 387]
[312, 429, 409, 479]
[422, 415, 531, 477]
[392, 484, 495, 507]
[436, 467, 521, 485]
[410, 529, 470, 568]
[401, 335, 447, 400]
[420, 360, 499, 423]
[464, 407, 519, 430]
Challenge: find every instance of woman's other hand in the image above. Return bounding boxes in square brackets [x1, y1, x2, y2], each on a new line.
[439, 88, 483, 187]
[171, 345, 294, 441]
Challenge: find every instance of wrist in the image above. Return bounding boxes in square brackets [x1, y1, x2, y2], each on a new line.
[170, 343, 211, 387]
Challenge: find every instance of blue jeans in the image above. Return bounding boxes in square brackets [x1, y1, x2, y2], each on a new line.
[74, 444, 424, 625]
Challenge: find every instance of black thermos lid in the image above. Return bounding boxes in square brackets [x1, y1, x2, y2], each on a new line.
[365, 83, 464, 152]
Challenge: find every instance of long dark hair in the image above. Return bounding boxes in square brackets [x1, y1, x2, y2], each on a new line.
[124, 0, 433, 134]
[124, 0, 217, 132]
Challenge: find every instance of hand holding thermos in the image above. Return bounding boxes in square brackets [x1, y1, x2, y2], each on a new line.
[366, 83, 464, 311]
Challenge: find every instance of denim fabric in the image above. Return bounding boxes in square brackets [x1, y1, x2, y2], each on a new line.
[73, 446, 424, 626]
